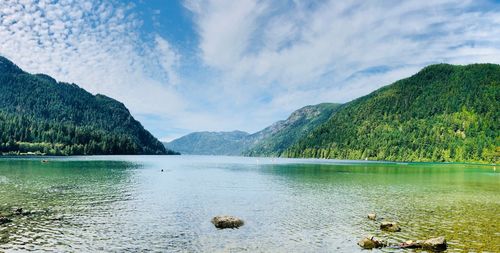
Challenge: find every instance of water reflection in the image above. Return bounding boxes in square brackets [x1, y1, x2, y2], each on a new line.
[260, 162, 500, 252]
[0, 156, 498, 252]
[0, 159, 137, 252]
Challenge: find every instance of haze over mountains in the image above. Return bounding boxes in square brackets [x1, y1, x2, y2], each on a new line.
[164, 130, 250, 156]
[165, 103, 340, 156]
[0, 56, 176, 155]
[167, 64, 499, 163]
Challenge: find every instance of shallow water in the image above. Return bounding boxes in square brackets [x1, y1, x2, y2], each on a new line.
[0, 156, 498, 252]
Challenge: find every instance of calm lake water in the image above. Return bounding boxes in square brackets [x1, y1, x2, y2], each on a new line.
[0, 156, 498, 252]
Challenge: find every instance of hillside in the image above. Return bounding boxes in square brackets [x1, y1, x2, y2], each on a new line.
[244, 103, 341, 156]
[166, 103, 340, 156]
[284, 64, 499, 163]
[164, 131, 249, 155]
[0, 56, 176, 155]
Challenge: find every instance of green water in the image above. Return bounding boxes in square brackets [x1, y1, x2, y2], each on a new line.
[0, 156, 498, 252]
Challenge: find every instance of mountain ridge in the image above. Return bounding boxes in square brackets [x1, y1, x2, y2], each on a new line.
[164, 130, 250, 155]
[285, 63, 499, 163]
[166, 63, 499, 163]
[243, 103, 341, 156]
[0, 56, 176, 155]
[165, 103, 341, 156]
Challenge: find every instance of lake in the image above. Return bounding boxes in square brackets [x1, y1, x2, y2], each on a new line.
[0, 156, 498, 252]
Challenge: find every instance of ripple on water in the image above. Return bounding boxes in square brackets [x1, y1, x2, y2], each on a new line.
[0, 158, 498, 252]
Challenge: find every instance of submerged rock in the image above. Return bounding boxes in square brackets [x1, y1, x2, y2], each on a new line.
[12, 207, 31, 216]
[398, 237, 447, 251]
[380, 221, 401, 232]
[418, 236, 447, 251]
[0, 216, 12, 225]
[367, 213, 376, 220]
[211, 215, 244, 229]
[358, 235, 386, 249]
[399, 240, 420, 249]
[49, 214, 64, 221]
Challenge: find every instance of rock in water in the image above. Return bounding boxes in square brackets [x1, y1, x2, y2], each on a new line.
[367, 213, 376, 220]
[0, 216, 12, 225]
[12, 207, 31, 216]
[399, 240, 419, 249]
[398, 237, 447, 251]
[211, 215, 244, 229]
[357, 236, 386, 249]
[380, 221, 401, 232]
[418, 236, 447, 251]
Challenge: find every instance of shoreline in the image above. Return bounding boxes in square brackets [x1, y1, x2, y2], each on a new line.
[0, 154, 496, 167]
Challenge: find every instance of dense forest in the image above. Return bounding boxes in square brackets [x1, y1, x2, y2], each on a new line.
[284, 64, 499, 163]
[165, 64, 498, 163]
[0, 56, 177, 155]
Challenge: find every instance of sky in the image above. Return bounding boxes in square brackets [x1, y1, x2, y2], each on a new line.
[1, 0, 499, 141]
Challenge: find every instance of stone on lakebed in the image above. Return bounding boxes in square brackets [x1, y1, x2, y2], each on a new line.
[418, 236, 447, 251]
[211, 215, 244, 229]
[367, 213, 376, 220]
[399, 236, 447, 251]
[0, 216, 12, 225]
[357, 235, 387, 249]
[380, 221, 401, 232]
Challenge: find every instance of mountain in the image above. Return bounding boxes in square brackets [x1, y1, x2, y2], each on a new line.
[0, 56, 177, 155]
[164, 130, 250, 155]
[165, 103, 341, 156]
[284, 64, 499, 163]
[244, 103, 341, 156]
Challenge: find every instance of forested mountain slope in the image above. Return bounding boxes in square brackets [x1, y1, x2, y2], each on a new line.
[284, 64, 499, 163]
[0, 56, 175, 155]
[244, 103, 341, 156]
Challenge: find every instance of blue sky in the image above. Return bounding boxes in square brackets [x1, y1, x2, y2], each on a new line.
[1, 0, 499, 141]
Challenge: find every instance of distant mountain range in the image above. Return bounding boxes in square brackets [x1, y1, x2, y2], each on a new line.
[164, 130, 250, 155]
[164, 103, 341, 156]
[167, 64, 499, 163]
[0, 56, 177, 155]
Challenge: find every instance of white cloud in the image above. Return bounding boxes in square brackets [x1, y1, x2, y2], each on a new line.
[189, 0, 268, 69]
[188, 0, 500, 87]
[1, 0, 499, 140]
[155, 35, 180, 85]
[179, 0, 500, 135]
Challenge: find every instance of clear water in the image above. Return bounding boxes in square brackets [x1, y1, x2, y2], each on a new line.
[0, 156, 498, 252]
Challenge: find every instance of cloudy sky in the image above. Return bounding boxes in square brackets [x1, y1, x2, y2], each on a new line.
[1, 0, 499, 141]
